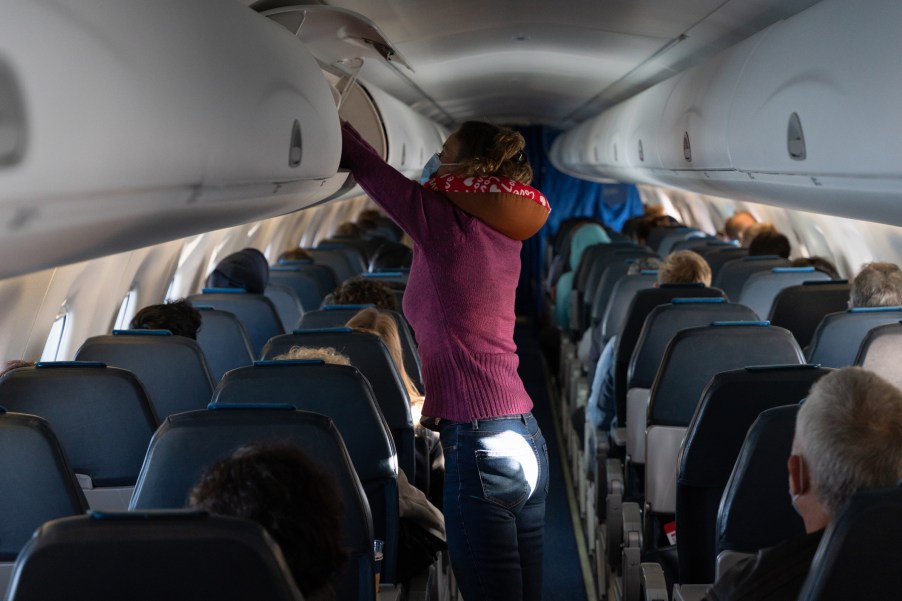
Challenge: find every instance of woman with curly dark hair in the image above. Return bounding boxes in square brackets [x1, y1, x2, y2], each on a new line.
[188, 442, 347, 600]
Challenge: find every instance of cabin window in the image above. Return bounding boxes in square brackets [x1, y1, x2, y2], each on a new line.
[113, 287, 139, 331]
[40, 306, 69, 362]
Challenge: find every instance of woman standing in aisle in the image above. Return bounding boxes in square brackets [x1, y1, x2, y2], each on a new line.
[340, 120, 550, 601]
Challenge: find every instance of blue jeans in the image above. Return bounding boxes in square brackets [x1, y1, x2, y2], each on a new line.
[440, 413, 550, 601]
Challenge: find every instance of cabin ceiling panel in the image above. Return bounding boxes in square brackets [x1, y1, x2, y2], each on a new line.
[296, 0, 821, 126]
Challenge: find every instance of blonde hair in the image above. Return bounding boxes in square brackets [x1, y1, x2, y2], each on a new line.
[272, 346, 350, 366]
[453, 121, 533, 184]
[346, 308, 422, 404]
[657, 250, 712, 286]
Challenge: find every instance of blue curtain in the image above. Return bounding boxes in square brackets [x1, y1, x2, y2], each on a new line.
[514, 126, 644, 320]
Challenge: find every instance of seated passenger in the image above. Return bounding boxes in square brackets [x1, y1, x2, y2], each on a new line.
[721, 210, 757, 243]
[849, 261, 902, 307]
[790, 256, 840, 280]
[702, 367, 902, 601]
[188, 442, 347, 601]
[272, 345, 350, 365]
[278, 247, 313, 262]
[0, 359, 34, 377]
[207, 248, 269, 294]
[368, 241, 413, 271]
[747, 228, 791, 258]
[587, 250, 711, 431]
[333, 221, 364, 239]
[130, 299, 202, 339]
[346, 307, 444, 509]
[328, 277, 399, 311]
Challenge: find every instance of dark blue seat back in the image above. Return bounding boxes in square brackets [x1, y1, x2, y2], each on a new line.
[597, 271, 658, 341]
[737, 267, 832, 319]
[649, 323, 804, 427]
[74, 331, 214, 420]
[807, 307, 902, 367]
[212, 361, 400, 583]
[130, 407, 374, 601]
[613, 284, 727, 424]
[187, 290, 285, 358]
[713, 255, 790, 301]
[646, 227, 697, 253]
[717, 405, 805, 558]
[577, 248, 657, 332]
[854, 321, 902, 390]
[704, 247, 749, 282]
[797, 487, 902, 601]
[261, 329, 416, 482]
[264, 283, 304, 332]
[0, 410, 88, 562]
[6, 512, 303, 601]
[309, 247, 361, 283]
[298, 307, 422, 391]
[657, 229, 707, 255]
[627, 299, 759, 391]
[0, 363, 158, 488]
[767, 281, 851, 348]
[670, 239, 732, 254]
[194, 307, 255, 384]
[676, 365, 831, 583]
[273, 260, 337, 300]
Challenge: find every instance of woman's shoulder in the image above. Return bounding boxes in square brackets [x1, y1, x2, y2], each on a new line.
[425, 175, 550, 241]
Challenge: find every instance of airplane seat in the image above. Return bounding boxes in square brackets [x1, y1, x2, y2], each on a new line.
[593, 271, 658, 357]
[212, 361, 402, 584]
[129, 406, 375, 601]
[575, 247, 658, 333]
[669, 238, 731, 254]
[805, 306, 902, 367]
[0, 410, 88, 594]
[297, 307, 423, 393]
[0, 362, 159, 510]
[737, 267, 832, 319]
[187, 289, 285, 358]
[712, 255, 791, 301]
[796, 486, 902, 601]
[611, 284, 726, 430]
[703, 247, 749, 282]
[309, 246, 363, 283]
[640, 323, 804, 515]
[645, 226, 698, 253]
[853, 321, 902, 389]
[766, 280, 851, 348]
[269, 265, 328, 311]
[360, 271, 410, 286]
[74, 330, 214, 421]
[193, 307, 255, 385]
[656, 228, 707, 255]
[715, 405, 805, 579]
[261, 329, 417, 484]
[4, 511, 303, 601]
[273, 260, 338, 301]
[676, 365, 832, 584]
[264, 282, 305, 332]
[321, 236, 374, 266]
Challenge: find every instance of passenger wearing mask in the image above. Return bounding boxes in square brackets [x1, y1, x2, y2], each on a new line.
[702, 367, 902, 601]
[340, 118, 550, 601]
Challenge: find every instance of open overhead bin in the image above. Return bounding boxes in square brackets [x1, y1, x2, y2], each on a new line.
[0, 0, 343, 278]
[259, 3, 448, 200]
[552, 0, 902, 227]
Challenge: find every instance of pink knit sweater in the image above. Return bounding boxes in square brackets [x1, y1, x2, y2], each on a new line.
[340, 123, 533, 421]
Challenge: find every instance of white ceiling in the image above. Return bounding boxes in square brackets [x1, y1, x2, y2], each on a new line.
[251, 0, 821, 128]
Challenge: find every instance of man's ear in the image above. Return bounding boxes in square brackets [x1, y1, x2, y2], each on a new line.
[788, 454, 809, 496]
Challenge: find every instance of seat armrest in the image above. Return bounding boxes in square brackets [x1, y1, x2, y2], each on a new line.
[672, 583, 709, 601]
[622, 502, 644, 601]
[612, 426, 627, 447]
[378, 583, 403, 601]
[641, 562, 669, 601]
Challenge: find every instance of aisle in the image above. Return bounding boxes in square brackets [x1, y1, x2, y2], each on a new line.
[516, 327, 591, 601]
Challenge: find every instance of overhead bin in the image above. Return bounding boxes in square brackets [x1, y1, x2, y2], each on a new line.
[0, 0, 343, 278]
[552, 0, 902, 226]
[261, 4, 448, 199]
